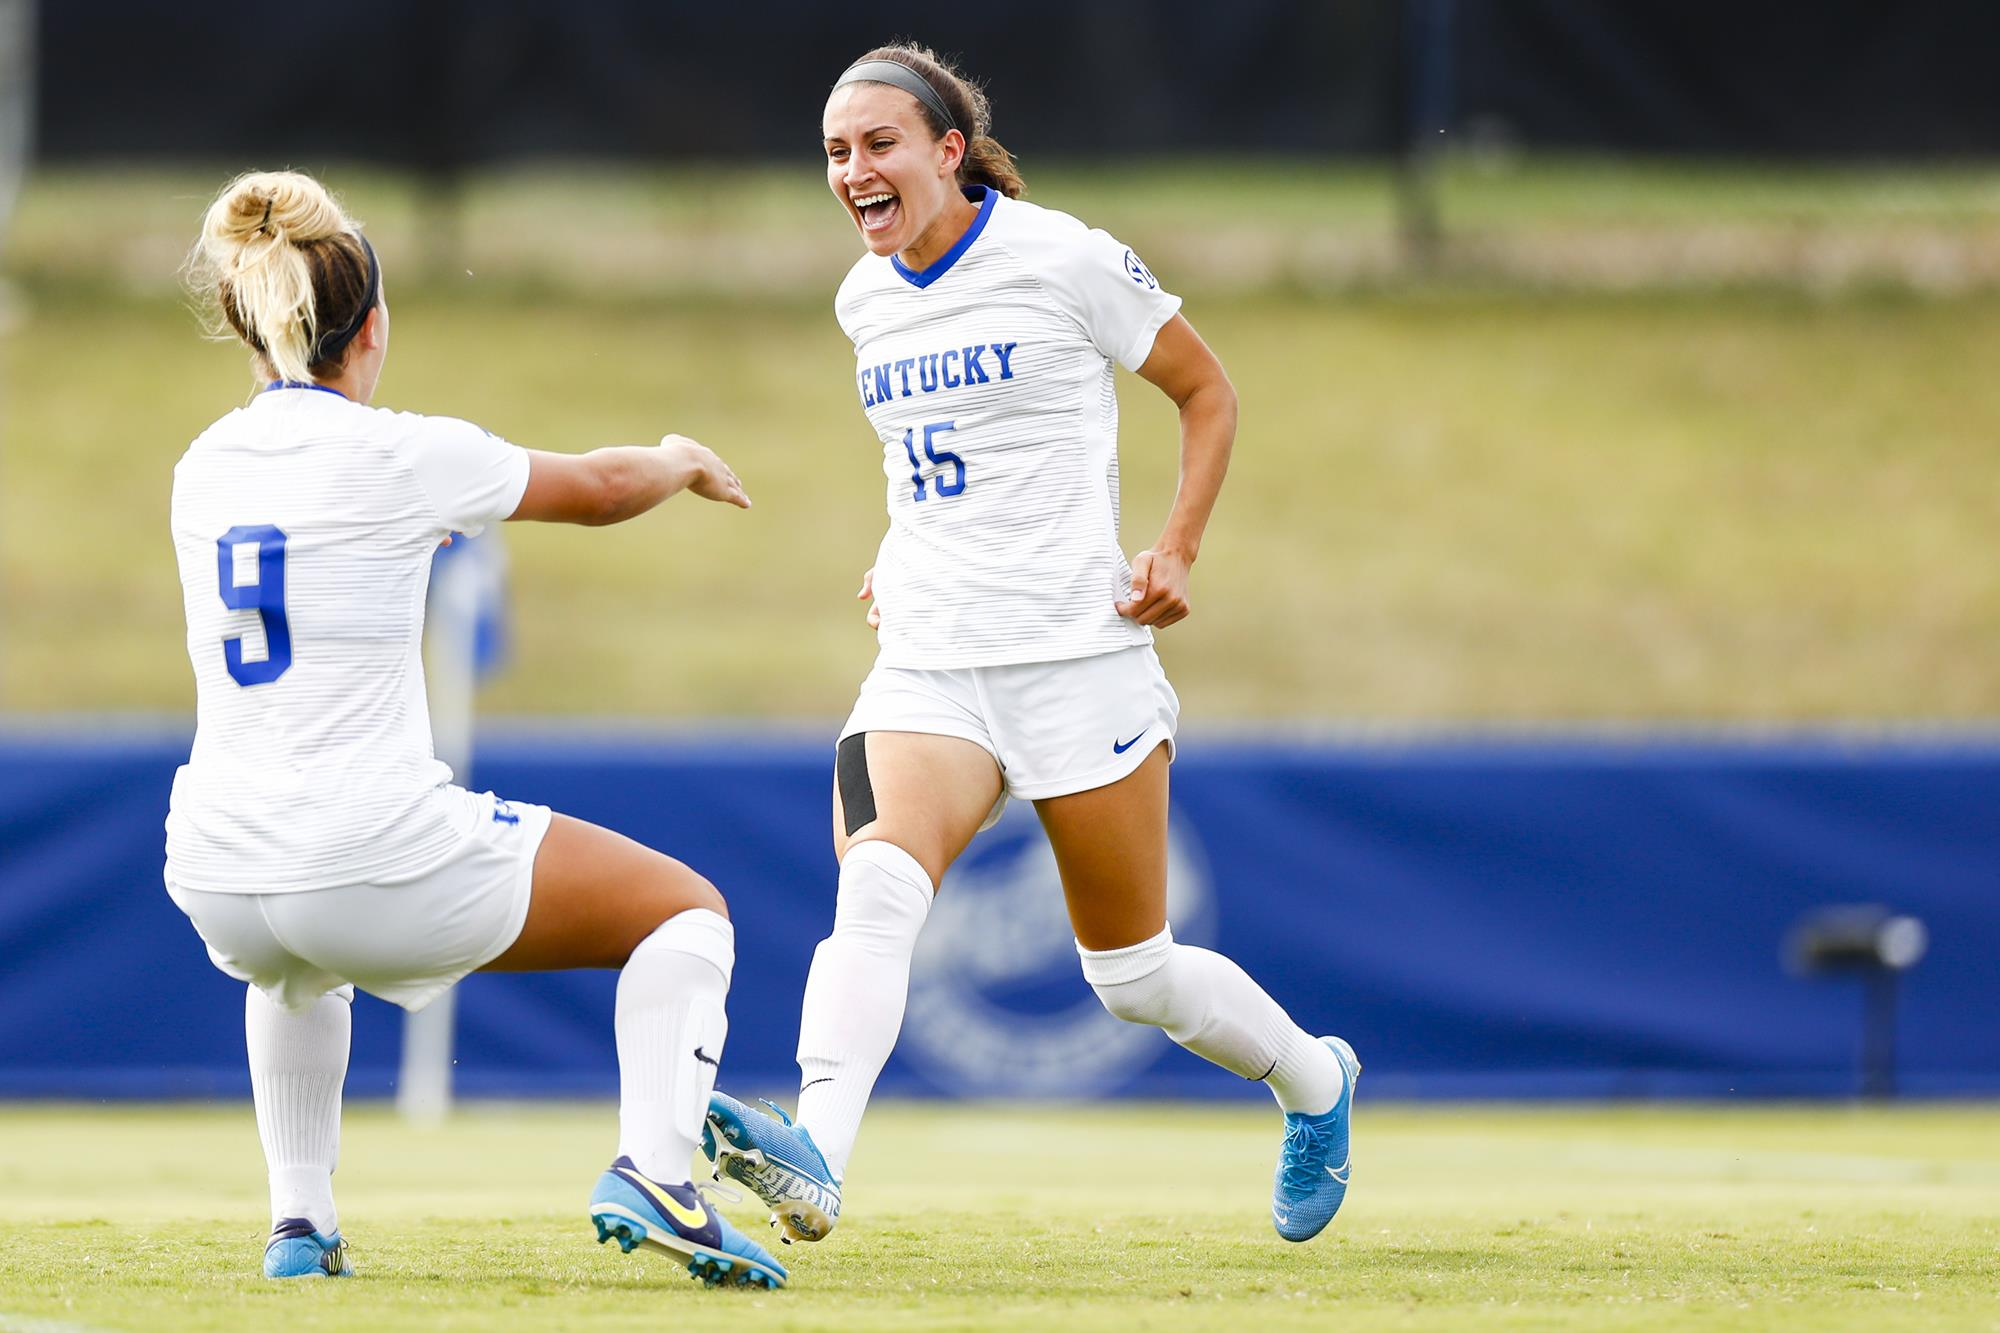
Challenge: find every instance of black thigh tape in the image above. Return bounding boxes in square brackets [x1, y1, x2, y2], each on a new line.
[837, 733, 877, 837]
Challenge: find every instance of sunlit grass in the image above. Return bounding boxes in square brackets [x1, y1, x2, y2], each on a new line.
[0, 1101, 1995, 1331]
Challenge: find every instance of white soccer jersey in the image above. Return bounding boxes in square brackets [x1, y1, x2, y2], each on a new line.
[166, 386, 530, 893]
[835, 187, 1183, 668]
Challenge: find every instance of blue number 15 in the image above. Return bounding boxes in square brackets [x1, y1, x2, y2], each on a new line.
[215, 524, 293, 686]
[900, 421, 966, 502]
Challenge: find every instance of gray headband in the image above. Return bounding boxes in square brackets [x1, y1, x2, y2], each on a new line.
[833, 59, 960, 136]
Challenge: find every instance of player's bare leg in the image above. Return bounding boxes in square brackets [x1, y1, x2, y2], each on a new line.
[485, 815, 784, 1286]
[1037, 742, 1360, 1241]
[706, 732, 1000, 1241]
[486, 813, 726, 970]
[1035, 742, 1173, 950]
[832, 730, 1003, 881]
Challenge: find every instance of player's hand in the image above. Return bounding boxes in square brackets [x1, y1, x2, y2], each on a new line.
[858, 566, 881, 629]
[659, 434, 751, 509]
[1116, 548, 1192, 628]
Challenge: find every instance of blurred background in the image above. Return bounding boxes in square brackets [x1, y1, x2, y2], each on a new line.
[1, 1, 1996, 1106]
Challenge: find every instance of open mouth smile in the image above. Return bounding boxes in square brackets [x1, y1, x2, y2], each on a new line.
[853, 191, 901, 234]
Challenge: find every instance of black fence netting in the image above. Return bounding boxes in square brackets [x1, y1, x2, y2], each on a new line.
[1452, 0, 2000, 157]
[33, 0, 1402, 164]
[33, 0, 2000, 165]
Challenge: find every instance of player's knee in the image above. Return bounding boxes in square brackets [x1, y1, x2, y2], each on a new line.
[632, 903, 736, 983]
[684, 870, 729, 921]
[614, 863, 727, 964]
[1089, 974, 1176, 1027]
[830, 838, 933, 948]
[1078, 926, 1179, 1027]
[652, 859, 728, 923]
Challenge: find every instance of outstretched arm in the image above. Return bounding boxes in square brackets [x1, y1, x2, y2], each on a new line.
[1118, 314, 1238, 628]
[511, 435, 750, 526]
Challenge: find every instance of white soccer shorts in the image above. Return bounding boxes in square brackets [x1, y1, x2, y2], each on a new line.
[840, 643, 1180, 826]
[165, 787, 552, 1011]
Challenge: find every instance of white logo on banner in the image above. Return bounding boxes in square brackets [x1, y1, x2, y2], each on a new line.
[900, 801, 1214, 1097]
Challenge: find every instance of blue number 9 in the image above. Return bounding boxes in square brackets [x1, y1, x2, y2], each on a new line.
[215, 524, 293, 686]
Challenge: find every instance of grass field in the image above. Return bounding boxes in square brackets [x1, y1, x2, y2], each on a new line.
[1, 1101, 1996, 1331]
[4, 163, 1999, 720]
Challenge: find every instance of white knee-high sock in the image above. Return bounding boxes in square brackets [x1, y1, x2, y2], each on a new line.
[246, 983, 352, 1233]
[615, 907, 734, 1183]
[1079, 926, 1343, 1116]
[794, 839, 933, 1179]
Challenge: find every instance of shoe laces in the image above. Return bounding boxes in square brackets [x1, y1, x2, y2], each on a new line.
[756, 1098, 833, 1176]
[1279, 1116, 1327, 1196]
[696, 1178, 745, 1209]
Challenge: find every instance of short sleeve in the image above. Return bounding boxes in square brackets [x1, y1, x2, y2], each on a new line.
[398, 415, 531, 535]
[1028, 222, 1184, 372]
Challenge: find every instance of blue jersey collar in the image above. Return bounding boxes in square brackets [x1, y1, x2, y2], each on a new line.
[891, 186, 998, 290]
[263, 380, 348, 399]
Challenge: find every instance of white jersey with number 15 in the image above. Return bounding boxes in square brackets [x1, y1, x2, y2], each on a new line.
[836, 187, 1183, 670]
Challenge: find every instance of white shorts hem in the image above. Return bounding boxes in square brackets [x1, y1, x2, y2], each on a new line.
[166, 791, 554, 1013]
[390, 797, 550, 1012]
[1007, 733, 1176, 802]
[834, 717, 1000, 765]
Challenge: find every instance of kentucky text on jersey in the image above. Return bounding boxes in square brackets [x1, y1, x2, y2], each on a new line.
[835, 188, 1181, 668]
[857, 342, 1019, 407]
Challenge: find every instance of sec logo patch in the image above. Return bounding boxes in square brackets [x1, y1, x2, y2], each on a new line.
[1123, 248, 1158, 289]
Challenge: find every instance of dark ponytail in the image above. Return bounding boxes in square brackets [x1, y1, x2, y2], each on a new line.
[849, 43, 1025, 199]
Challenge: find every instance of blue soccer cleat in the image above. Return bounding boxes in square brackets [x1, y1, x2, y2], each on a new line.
[1271, 1036, 1362, 1242]
[701, 1090, 842, 1243]
[263, 1217, 352, 1278]
[589, 1156, 788, 1289]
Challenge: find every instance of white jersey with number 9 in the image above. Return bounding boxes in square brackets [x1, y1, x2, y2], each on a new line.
[166, 386, 529, 894]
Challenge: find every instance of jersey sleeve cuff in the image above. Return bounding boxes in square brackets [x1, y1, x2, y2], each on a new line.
[492, 445, 532, 524]
[1117, 293, 1183, 373]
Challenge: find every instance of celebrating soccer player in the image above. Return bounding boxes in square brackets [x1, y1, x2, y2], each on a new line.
[167, 171, 785, 1287]
[703, 44, 1359, 1246]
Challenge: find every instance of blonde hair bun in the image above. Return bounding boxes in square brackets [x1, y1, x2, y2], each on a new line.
[203, 171, 345, 257]
[193, 170, 370, 385]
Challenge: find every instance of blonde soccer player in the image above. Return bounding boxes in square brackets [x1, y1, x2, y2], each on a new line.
[703, 44, 1358, 1245]
[169, 171, 784, 1288]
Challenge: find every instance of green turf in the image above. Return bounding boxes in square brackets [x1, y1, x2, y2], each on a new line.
[0, 1102, 1995, 1330]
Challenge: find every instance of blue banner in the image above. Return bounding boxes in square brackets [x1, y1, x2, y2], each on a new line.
[2, 726, 1995, 1100]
